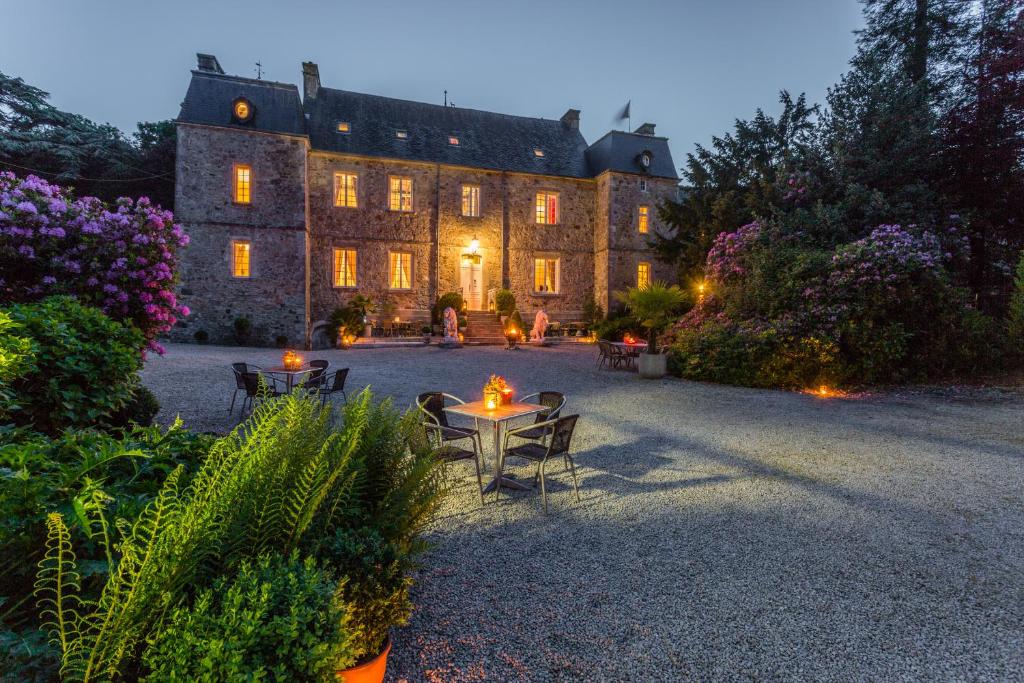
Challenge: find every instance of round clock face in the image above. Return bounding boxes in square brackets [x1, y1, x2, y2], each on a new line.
[640, 152, 651, 168]
[232, 98, 253, 123]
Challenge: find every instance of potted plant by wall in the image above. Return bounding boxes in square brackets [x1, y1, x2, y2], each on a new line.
[347, 294, 375, 337]
[495, 288, 515, 324]
[422, 324, 432, 344]
[615, 281, 688, 379]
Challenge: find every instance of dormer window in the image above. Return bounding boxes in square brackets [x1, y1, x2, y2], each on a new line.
[448, 136, 459, 146]
[336, 121, 350, 133]
[396, 130, 408, 140]
[533, 149, 545, 158]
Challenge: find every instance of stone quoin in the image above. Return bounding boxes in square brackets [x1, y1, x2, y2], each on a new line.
[171, 54, 679, 348]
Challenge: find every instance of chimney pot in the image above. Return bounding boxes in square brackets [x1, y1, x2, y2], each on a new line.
[302, 61, 320, 101]
[560, 108, 581, 129]
[633, 122, 656, 136]
[196, 53, 224, 74]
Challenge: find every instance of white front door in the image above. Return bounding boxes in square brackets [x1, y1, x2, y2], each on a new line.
[460, 255, 483, 310]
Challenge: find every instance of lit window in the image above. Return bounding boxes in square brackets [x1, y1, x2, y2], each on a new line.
[535, 192, 559, 225]
[389, 251, 412, 289]
[232, 240, 251, 278]
[337, 121, 350, 133]
[396, 130, 408, 139]
[638, 205, 650, 234]
[388, 176, 414, 212]
[449, 135, 459, 146]
[534, 149, 545, 157]
[233, 164, 251, 204]
[637, 261, 651, 289]
[334, 172, 358, 208]
[333, 248, 357, 287]
[461, 184, 480, 217]
[640, 179, 649, 192]
[534, 257, 559, 293]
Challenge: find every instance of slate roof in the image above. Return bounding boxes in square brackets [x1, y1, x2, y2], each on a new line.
[177, 71, 306, 137]
[178, 66, 678, 180]
[585, 131, 678, 179]
[306, 88, 591, 178]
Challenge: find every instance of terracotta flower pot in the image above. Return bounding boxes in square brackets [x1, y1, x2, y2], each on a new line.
[336, 639, 392, 683]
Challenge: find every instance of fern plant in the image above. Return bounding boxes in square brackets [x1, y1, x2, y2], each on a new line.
[33, 391, 372, 681]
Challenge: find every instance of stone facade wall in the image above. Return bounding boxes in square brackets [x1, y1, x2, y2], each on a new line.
[307, 153, 435, 325]
[596, 171, 678, 314]
[172, 123, 681, 347]
[170, 124, 309, 347]
[506, 174, 596, 321]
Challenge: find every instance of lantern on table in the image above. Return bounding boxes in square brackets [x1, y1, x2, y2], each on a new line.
[282, 349, 302, 370]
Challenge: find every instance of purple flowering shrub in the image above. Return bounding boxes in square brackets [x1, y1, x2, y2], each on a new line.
[0, 173, 189, 353]
[669, 222, 999, 388]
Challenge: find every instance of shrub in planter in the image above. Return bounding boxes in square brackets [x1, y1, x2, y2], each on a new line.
[3, 296, 143, 434]
[233, 316, 252, 345]
[193, 329, 209, 344]
[329, 306, 364, 345]
[582, 298, 604, 325]
[142, 553, 355, 681]
[494, 288, 515, 317]
[508, 309, 525, 336]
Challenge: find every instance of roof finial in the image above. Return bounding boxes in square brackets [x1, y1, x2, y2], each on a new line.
[255, 61, 263, 80]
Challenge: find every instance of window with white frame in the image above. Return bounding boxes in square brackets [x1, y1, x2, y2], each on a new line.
[333, 172, 358, 208]
[534, 192, 559, 225]
[333, 248, 357, 287]
[233, 164, 251, 204]
[388, 176, 413, 212]
[461, 184, 480, 217]
[533, 256, 560, 293]
[640, 178, 649, 192]
[389, 251, 412, 289]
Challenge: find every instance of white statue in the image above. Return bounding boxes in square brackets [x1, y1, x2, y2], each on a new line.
[443, 306, 459, 340]
[530, 308, 549, 341]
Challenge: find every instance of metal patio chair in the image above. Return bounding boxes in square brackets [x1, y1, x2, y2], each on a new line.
[509, 391, 566, 446]
[417, 392, 485, 503]
[498, 414, 581, 513]
[318, 368, 349, 405]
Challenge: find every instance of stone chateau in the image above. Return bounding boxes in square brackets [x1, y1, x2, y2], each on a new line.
[172, 54, 679, 347]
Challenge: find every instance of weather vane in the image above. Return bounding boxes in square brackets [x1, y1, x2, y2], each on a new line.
[255, 61, 263, 80]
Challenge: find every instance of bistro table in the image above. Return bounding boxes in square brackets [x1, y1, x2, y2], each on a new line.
[261, 365, 316, 392]
[444, 400, 546, 493]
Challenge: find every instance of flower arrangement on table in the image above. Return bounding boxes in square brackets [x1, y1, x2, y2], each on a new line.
[483, 374, 514, 409]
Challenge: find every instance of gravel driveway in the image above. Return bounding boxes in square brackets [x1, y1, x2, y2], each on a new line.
[142, 343, 1024, 681]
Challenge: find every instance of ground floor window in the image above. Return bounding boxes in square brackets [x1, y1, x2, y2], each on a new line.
[333, 248, 357, 287]
[389, 251, 413, 289]
[231, 240, 251, 278]
[637, 261, 651, 289]
[534, 257, 559, 293]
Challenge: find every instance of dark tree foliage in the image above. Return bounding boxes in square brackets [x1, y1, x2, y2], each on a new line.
[656, 0, 1024, 311]
[651, 92, 818, 281]
[0, 71, 175, 207]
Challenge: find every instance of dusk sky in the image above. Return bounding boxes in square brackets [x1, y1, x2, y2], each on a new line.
[1, 0, 864, 169]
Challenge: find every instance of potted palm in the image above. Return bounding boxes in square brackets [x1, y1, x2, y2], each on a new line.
[615, 281, 688, 379]
[347, 294, 375, 337]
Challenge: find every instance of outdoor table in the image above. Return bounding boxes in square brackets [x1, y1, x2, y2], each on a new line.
[261, 365, 315, 392]
[611, 341, 647, 354]
[444, 400, 546, 493]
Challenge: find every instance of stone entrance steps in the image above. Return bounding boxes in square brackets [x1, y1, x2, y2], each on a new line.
[464, 311, 506, 345]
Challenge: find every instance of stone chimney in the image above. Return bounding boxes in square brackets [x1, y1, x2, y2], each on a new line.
[302, 62, 320, 101]
[196, 53, 224, 74]
[633, 122, 656, 136]
[560, 108, 580, 129]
